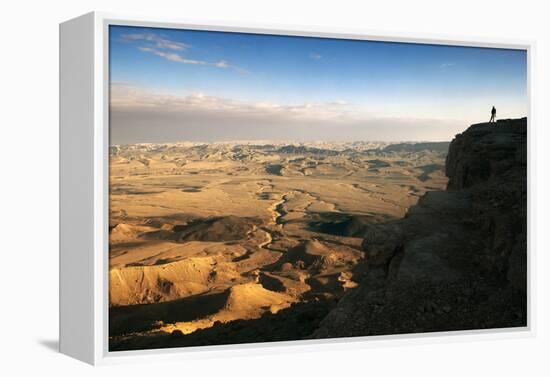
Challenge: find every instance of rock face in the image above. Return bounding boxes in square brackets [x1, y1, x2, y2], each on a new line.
[446, 118, 527, 190]
[446, 118, 527, 290]
[313, 118, 527, 338]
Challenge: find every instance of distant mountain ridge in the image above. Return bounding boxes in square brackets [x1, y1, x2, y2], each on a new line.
[382, 141, 450, 153]
[110, 140, 450, 153]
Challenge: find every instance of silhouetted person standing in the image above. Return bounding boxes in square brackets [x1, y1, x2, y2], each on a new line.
[490, 106, 496, 123]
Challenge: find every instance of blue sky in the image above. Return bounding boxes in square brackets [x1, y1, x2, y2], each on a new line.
[109, 25, 527, 144]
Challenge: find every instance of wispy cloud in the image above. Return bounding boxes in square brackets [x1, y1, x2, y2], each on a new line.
[121, 33, 191, 51]
[138, 47, 207, 65]
[439, 62, 455, 71]
[121, 32, 246, 73]
[215, 60, 228, 68]
[309, 53, 322, 60]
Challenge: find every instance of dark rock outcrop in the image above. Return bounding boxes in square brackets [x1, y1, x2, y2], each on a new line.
[445, 118, 527, 290]
[446, 118, 527, 189]
[141, 215, 262, 243]
[313, 118, 527, 339]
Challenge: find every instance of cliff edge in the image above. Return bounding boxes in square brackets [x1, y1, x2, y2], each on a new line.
[446, 117, 527, 190]
[313, 118, 527, 338]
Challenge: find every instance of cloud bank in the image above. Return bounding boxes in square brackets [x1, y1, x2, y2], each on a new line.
[110, 84, 464, 145]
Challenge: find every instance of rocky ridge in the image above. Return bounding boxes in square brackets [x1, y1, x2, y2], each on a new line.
[313, 118, 527, 338]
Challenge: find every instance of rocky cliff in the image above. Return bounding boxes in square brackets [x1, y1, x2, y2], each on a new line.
[313, 118, 527, 338]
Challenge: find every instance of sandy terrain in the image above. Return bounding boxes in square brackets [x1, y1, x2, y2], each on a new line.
[108, 141, 448, 350]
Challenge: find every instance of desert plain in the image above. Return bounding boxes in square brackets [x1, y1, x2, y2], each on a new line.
[108, 140, 449, 350]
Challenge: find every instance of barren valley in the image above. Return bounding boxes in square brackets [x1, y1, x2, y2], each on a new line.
[108, 140, 449, 350]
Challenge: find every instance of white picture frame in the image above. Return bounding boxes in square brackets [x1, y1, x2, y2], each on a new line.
[59, 11, 535, 365]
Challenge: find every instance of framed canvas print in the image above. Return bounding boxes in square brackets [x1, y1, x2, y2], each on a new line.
[59, 12, 532, 365]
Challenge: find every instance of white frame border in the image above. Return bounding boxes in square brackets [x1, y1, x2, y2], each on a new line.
[86, 11, 535, 365]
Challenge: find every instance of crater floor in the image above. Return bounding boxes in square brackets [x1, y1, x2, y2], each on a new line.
[108, 141, 448, 350]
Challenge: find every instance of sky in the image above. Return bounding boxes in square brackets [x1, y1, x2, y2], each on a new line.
[109, 25, 527, 144]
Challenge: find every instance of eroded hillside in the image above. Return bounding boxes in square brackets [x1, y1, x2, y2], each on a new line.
[108, 140, 449, 350]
